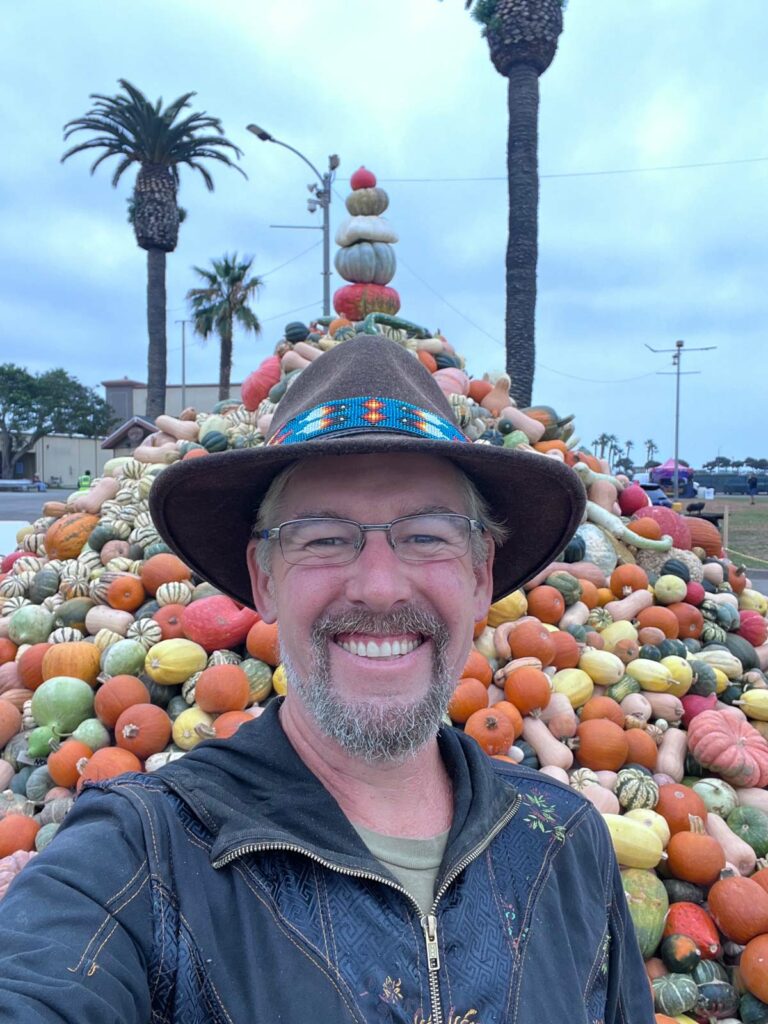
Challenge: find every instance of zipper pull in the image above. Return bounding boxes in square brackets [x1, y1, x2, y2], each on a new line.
[421, 914, 440, 972]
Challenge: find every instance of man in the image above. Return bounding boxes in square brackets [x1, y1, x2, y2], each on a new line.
[76, 469, 92, 492]
[747, 474, 758, 504]
[0, 336, 654, 1022]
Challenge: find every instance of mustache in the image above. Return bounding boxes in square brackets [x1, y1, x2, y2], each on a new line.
[311, 605, 450, 643]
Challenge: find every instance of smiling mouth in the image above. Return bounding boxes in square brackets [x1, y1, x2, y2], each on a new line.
[334, 635, 425, 659]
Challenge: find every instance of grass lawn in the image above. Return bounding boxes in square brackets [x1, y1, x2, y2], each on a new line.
[698, 496, 768, 570]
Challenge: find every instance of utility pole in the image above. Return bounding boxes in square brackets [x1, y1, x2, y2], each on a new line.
[646, 339, 716, 500]
[174, 319, 192, 411]
[246, 124, 339, 317]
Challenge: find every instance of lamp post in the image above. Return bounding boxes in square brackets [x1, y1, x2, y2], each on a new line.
[247, 124, 339, 317]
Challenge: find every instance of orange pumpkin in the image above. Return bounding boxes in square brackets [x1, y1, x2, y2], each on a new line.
[16, 643, 51, 691]
[44, 513, 100, 560]
[627, 518, 663, 541]
[636, 606, 680, 639]
[707, 875, 768, 944]
[0, 699, 22, 747]
[461, 649, 493, 687]
[609, 564, 649, 598]
[596, 587, 615, 607]
[182, 448, 209, 461]
[491, 700, 524, 740]
[655, 783, 707, 835]
[416, 350, 438, 373]
[0, 638, 17, 665]
[105, 573, 146, 612]
[683, 516, 723, 557]
[0, 814, 40, 857]
[503, 666, 551, 715]
[665, 602, 703, 639]
[740, 933, 768, 1002]
[42, 642, 101, 687]
[623, 728, 658, 771]
[467, 379, 493, 404]
[579, 696, 625, 728]
[115, 704, 172, 759]
[447, 678, 488, 724]
[578, 580, 600, 610]
[93, 675, 150, 728]
[666, 816, 725, 886]
[463, 709, 517, 756]
[140, 553, 192, 596]
[195, 665, 251, 714]
[76, 747, 143, 791]
[47, 739, 93, 788]
[574, 719, 628, 771]
[525, 585, 565, 625]
[245, 620, 280, 666]
[507, 621, 556, 666]
[548, 630, 581, 670]
[152, 604, 188, 640]
[212, 710, 254, 739]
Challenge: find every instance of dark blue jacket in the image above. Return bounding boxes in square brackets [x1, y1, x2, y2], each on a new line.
[0, 701, 654, 1023]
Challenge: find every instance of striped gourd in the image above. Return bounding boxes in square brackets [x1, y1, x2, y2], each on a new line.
[48, 627, 84, 644]
[615, 768, 659, 810]
[652, 974, 698, 1016]
[156, 581, 194, 607]
[126, 618, 163, 651]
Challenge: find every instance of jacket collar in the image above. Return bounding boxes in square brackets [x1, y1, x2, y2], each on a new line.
[156, 699, 519, 874]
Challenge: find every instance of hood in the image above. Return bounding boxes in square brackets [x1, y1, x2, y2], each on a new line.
[155, 700, 519, 872]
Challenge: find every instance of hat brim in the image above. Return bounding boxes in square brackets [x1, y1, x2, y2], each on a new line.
[149, 434, 586, 608]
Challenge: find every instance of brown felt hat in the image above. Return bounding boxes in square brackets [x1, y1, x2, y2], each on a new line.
[150, 335, 586, 607]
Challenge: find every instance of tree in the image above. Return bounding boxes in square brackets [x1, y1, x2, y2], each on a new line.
[593, 433, 611, 459]
[461, 0, 565, 406]
[186, 254, 263, 400]
[624, 439, 634, 464]
[61, 80, 244, 421]
[614, 455, 634, 475]
[644, 438, 659, 465]
[0, 365, 116, 478]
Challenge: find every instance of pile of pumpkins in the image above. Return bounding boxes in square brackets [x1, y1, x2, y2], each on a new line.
[1, 318, 768, 1024]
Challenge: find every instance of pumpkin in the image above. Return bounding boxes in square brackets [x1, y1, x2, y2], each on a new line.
[194, 665, 251, 714]
[524, 585, 565, 625]
[623, 729, 658, 772]
[30, 676, 94, 737]
[620, 867, 669, 958]
[241, 355, 281, 411]
[245, 620, 281, 666]
[104, 573, 146, 612]
[662, 902, 721, 959]
[691, 778, 737, 818]
[726, 805, 768, 857]
[636, 606, 680, 640]
[579, 695, 625, 727]
[687, 709, 768, 788]
[707, 874, 768, 943]
[101, 638, 147, 679]
[739, 611, 768, 648]
[503, 666, 551, 715]
[610, 564, 649, 598]
[665, 602, 703, 639]
[152, 603, 187, 640]
[655, 783, 708, 835]
[345, 185, 389, 216]
[448, 678, 488, 723]
[8, 605, 54, 646]
[140, 553, 192, 596]
[115, 704, 172, 759]
[211, 710, 254, 739]
[693, 980, 739, 1021]
[665, 815, 725, 885]
[76, 747, 142, 790]
[573, 718, 628, 771]
[652, 973, 698, 1016]
[682, 516, 723, 557]
[44, 513, 100, 560]
[0, 814, 40, 858]
[659, 933, 701, 973]
[181, 596, 258, 653]
[16, 643, 51, 691]
[335, 241, 396, 285]
[741, 934, 768, 1003]
[0, 700, 22, 748]
[0, 849, 36, 900]
[41, 642, 101, 687]
[632, 508, 692, 550]
[47, 739, 93, 788]
[464, 709, 517, 755]
[333, 283, 400, 320]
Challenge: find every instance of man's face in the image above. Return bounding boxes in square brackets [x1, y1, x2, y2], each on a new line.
[247, 453, 494, 761]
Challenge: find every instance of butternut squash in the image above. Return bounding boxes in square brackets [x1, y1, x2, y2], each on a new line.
[66, 475, 120, 514]
[595, 770, 619, 790]
[644, 692, 684, 725]
[133, 443, 180, 465]
[524, 561, 607, 590]
[497, 405, 545, 443]
[588, 479, 619, 512]
[293, 341, 323, 362]
[537, 765, 569, 784]
[538, 691, 577, 724]
[656, 727, 687, 781]
[493, 656, 543, 686]
[558, 601, 590, 631]
[492, 618, 540, 660]
[604, 589, 654, 623]
[154, 414, 199, 442]
[701, 562, 724, 586]
[582, 784, 620, 814]
[620, 693, 652, 722]
[737, 788, 768, 815]
[521, 716, 574, 771]
[704, 812, 756, 876]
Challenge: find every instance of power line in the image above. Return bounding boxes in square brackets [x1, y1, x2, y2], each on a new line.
[261, 300, 322, 323]
[260, 240, 322, 278]
[364, 154, 768, 184]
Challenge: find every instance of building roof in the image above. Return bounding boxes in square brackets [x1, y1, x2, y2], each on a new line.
[101, 416, 156, 450]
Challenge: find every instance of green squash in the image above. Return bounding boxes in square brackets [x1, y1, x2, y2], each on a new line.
[660, 933, 701, 973]
[689, 660, 718, 697]
[201, 430, 229, 453]
[652, 973, 698, 1016]
[663, 878, 706, 906]
[691, 959, 728, 984]
[723, 632, 759, 671]
[564, 624, 589, 643]
[101, 638, 146, 679]
[682, 637, 702, 654]
[692, 777, 737, 818]
[740, 992, 768, 1024]
[615, 768, 659, 810]
[25, 765, 54, 804]
[587, 607, 613, 630]
[544, 571, 582, 607]
[26, 726, 56, 759]
[561, 534, 586, 563]
[52, 597, 95, 634]
[514, 740, 539, 771]
[638, 644, 662, 662]
[715, 602, 741, 631]
[31, 676, 94, 737]
[725, 805, 768, 856]
[8, 604, 54, 645]
[658, 638, 688, 659]
[661, 558, 691, 582]
[284, 321, 309, 343]
[694, 980, 739, 1021]
[605, 676, 642, 702]
[700, 621, 728, 645]
[87, 523, 120, 552]
[719, 682, 744, 706]
[28, 567, 60, 604]
[620, 868, 668, 958]
[10, 766, 34, 796]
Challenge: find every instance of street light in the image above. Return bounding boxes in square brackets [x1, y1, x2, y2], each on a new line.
[246, 124, 339, 317]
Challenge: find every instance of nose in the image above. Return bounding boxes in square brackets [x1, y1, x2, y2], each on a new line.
[342, 529, 414, 612]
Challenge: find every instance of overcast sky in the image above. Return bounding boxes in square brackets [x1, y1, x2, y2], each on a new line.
[2, 0, 766, 468]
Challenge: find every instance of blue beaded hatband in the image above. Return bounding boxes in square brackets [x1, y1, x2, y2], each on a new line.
[267, 396, 469, 447]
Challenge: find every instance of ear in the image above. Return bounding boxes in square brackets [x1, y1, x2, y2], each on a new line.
[246, 539, 278, 623]
[472, 537, 495, 623]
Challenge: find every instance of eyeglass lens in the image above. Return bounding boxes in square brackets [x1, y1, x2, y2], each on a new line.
[278, 514, 472, 566]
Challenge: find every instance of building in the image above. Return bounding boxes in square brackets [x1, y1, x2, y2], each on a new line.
[101, 379, 242, 422]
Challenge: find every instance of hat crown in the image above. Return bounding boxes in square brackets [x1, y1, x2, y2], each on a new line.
[266, 336, 461, 443]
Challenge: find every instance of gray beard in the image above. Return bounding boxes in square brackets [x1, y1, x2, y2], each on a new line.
[280, 606, 454, 763]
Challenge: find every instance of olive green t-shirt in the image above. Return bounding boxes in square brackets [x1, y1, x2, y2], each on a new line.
[353, 823, 450, 917]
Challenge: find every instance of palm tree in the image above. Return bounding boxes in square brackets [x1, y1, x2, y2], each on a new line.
[644, 438, 659, 465]
[462, 0, 565, 406]
[624, 439, 634, 465]
[62, 80, 244, 420]
[187, 255, 263, 400]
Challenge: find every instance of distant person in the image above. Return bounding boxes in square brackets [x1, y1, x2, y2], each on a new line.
[30, 474, 46, 492]
[747, 474, 758, 504]
[76, 470, 91, 491]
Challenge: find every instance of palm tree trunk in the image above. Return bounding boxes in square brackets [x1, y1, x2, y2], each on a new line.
[218, 318, 233, 401]
[146, 248, 167, 421]
[505, 63, 541, 408]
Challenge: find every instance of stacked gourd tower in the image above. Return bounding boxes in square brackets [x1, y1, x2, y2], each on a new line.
[333, 166, 400, 320]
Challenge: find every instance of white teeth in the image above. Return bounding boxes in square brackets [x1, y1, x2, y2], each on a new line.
[338, 637, 421, 658]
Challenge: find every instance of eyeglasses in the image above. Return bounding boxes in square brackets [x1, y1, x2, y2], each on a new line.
[259, 513, 485, 567]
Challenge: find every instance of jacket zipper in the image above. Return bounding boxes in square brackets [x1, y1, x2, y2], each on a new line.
[212, 791, 521, 1024]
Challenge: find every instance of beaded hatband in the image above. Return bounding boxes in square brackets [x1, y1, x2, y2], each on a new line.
[267, 396, 468, 447]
